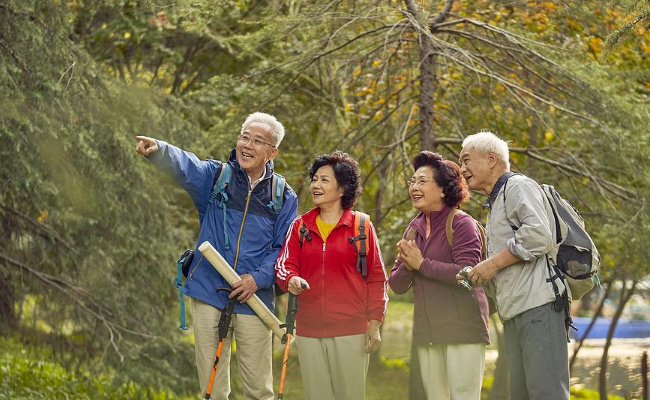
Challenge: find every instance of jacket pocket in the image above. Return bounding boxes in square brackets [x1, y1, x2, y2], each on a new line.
[452, 288, 480, 320]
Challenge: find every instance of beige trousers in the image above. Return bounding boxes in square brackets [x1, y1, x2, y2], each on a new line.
[417, 343, 486, 400]
[191, 298, 273, 400]
[296, 334, 369, 400]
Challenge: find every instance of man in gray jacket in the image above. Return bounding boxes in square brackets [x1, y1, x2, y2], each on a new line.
[456, 131, 569, 400]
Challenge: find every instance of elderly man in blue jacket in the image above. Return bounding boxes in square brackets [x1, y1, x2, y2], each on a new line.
[135, 112, 298, 400]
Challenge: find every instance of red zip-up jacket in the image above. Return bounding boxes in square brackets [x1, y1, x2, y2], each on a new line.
[275, 208, 388, 338]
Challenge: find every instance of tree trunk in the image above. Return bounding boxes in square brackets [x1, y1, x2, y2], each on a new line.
[369, 161, 389, 369]
[418, 34, 436, 151]
[598, 278, 637, 400]
[0, 269, 17, 334]
[570, 282, 611, 373]
[488, 315, 510, 400]
[409, 341, 427, 400]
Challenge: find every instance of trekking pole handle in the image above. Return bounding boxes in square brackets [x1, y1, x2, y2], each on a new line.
[287, 281, 307, 314]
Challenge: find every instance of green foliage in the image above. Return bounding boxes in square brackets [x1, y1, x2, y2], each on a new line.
[2, 0, 650, 398]
[0, 337, 192, 400]
[1, 0, 198, 394]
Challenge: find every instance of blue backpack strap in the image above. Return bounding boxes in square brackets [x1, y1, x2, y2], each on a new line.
[207, 162, 232, 250]
[267, 173, 286, 214]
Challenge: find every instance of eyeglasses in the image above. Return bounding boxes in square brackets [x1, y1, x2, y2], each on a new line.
[238, 134, 276, 149]
[408, 178, 434, 187]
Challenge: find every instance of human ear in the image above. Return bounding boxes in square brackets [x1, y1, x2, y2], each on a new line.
[267, 148, 279, 161]
[487, 152, 498, 168]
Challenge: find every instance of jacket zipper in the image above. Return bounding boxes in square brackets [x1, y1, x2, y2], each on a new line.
[189, 260, 200, 280]
[233, 186, 253, 270]
[190, 176, 253, 280]
[321, 240, 326, 335]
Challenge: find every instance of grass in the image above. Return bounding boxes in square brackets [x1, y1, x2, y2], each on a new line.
[0, 299, 632, 399]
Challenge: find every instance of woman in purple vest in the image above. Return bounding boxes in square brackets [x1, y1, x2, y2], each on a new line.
[389, 151, 490, 400]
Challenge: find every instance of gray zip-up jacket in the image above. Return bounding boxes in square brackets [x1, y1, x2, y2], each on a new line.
[485, 173, 567, 321]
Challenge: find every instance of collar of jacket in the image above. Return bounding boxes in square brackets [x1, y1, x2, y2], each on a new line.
[483, 171, 517, 210]
[301, 207, 355, 232]
[408, 204, 452, 238]
[227, 148, 275, 181]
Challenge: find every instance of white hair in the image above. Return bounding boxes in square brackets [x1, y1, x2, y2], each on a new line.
[462, 130, 511, 169]
[241, 112, 286, 147]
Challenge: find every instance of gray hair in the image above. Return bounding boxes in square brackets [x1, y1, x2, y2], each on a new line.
[462, 130, 511, 170]
[241, 112, 286, 148]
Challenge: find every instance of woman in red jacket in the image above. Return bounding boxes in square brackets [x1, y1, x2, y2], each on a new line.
[389, 151, 490, 400]
[275, 151, 388, 400]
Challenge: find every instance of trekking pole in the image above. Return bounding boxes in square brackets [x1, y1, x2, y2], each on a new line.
[277, 280, 306, 400]
[205, 287, 236, 400]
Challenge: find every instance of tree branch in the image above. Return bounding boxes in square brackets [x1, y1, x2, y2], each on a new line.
[0, 204, 78, 254]
[430, 0, 455, 29]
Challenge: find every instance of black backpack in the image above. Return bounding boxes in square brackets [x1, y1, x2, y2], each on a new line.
[540, 184, 601, 299]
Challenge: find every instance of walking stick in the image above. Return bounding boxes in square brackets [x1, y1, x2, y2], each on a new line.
[205, 287, 236, 400]
[277, 281, 305, 400]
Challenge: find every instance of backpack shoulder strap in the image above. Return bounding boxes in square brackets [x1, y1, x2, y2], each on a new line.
[207, 162, 232, 249]
[299, 218, 312, 248]
[540, 184, 564, 246]
[349, 211, 369, 278]
[208, 162, 232, 207]
[268, 173, 286, 214]
[445, 208, 461, 248]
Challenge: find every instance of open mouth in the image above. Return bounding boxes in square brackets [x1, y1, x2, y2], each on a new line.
[411, 194, 423, 202]
[241, 151, 254, 159]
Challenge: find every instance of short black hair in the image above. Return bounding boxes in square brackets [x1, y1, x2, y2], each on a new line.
[308, 151, 362, 210]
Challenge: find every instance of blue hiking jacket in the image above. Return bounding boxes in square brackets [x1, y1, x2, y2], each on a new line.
[147, 140, 298, 314]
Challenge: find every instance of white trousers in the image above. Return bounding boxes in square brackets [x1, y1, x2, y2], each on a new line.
[417, 343, 486, 400]
[297, 334, 369, 400]
[191, 298, 273, 400]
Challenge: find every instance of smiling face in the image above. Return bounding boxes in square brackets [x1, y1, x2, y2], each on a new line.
[235, 121, 279, 181]
[310, 165, 344, 210]
[409, 166, 444, 213]
[459, 147, 494, 195]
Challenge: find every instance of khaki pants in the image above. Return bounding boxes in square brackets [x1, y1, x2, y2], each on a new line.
[296, 334, 368, 400]
[417, 343, 486, 400]
[192, 298, 273, 400]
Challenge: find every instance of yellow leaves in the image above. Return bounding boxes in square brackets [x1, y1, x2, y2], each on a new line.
[586, 36, 603, 59]
[642, 42, 650, 56]
[544, 129, 555, 143]
[567, 18, 581, 32]
[540, 2, 556, 12]
[37, 210, 49, 223]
